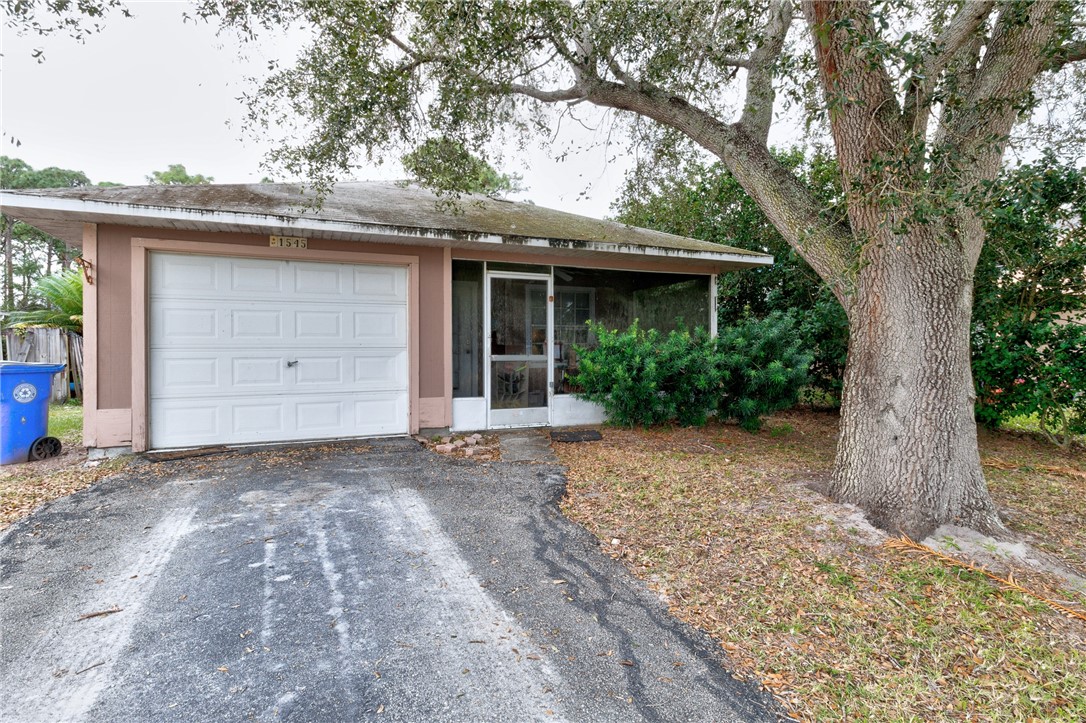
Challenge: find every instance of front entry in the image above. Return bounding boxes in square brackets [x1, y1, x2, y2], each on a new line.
[486, 271, 551, 428]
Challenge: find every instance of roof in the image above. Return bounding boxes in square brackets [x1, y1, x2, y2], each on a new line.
[0, 181, 772, 269]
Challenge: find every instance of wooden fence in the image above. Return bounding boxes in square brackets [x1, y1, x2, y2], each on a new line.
[1, 328, 84, 403]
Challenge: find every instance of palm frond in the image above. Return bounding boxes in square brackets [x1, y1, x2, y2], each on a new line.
[4, 270, 83, 334]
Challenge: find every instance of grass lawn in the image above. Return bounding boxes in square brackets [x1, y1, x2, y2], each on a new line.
[0, 401, 129, 529]
[557, 410, 1086, 721]
[48, 399, 85, 445]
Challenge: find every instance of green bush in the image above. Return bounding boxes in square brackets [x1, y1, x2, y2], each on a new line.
[973, 318, 1086, 448]
[570, 314, 811, 431]
[971, 153, 1086, 446]
[569, 322, 721, 427]
[715, 312, 813, 431]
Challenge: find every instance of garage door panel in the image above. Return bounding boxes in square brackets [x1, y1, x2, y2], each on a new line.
[230, 260, 284, 293]
[232, 403, 285, 435]
[153, 404, 222, 447]
[151, 392, 408, 447]
[232, 357, 284, 387]
[353, 307, 408, 346]
[296, 400, 343, 433]
[232, 309, 285, 340]
[150, 253, 410, 448]
[153, 350, 408, 398]
[353, 266, 408, 301]
[156, 306, 220, 342]
[158, 357, 220, 391]
[153, 352, 285, 397]
[354, 350, 408, 388]
[294, 263, 345, 295]
[294, 310, 343, 340]
[154, 303, 407, 348]
[294, 356, 344, 385]
[353, 394, 409, 435]
[151, 256, 408, 304]
[154, 254, 220, 293]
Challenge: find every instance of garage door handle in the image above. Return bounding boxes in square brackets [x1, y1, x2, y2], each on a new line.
[286, 360, 299, 367]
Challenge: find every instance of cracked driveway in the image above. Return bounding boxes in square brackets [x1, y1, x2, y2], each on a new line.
[1, 438, 776, 722]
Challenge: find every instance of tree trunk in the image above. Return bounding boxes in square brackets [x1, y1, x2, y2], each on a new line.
[831, 221, 1003, 539]
[2, 215, 13, 311]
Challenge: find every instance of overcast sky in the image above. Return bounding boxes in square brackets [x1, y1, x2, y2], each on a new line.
[1, 1, 633, 219]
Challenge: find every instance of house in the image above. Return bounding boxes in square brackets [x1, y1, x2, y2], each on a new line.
[0, 182, 771, 453]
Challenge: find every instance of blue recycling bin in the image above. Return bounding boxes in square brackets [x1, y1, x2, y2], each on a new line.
[0, 362, 67, 465]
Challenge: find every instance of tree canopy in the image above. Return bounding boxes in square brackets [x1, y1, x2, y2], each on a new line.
[147, 164, 214, 185]
[402, 137, 524, 197]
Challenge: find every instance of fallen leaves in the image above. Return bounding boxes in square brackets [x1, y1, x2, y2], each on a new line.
[1, 454, 131, 530]
[556, 410, 1086, 722]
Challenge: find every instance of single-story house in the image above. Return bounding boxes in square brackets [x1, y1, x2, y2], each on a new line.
[0, 182, 771, 453]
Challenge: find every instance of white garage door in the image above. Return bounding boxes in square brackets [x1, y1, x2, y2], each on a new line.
[149, 253, 409, 449]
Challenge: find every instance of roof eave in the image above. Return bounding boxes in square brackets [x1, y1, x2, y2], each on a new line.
[0, 192, 774, 268]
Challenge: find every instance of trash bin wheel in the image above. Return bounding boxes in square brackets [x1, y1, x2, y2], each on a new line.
[29, 436, 62, 461]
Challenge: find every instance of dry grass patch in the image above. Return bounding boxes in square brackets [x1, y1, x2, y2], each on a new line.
[557, 411, 1086, 721]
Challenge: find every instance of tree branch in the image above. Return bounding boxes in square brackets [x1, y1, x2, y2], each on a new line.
[935, 1, 1063, 268]
[803, 1, 905, 191]
[605, 56, 639, 89]
[719, 56, 754, 69]
[738, 0, 793, 144]
[940, 1, 1063, 179]
[902, 1, 995, 134]
[1049, 39, 1086, 70]
[575, 77, 857, 300]
[386, 33, 417, 58]
[507, 83, 586, 103]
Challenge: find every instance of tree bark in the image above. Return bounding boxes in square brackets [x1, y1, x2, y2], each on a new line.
[833, 218, 1004, 538]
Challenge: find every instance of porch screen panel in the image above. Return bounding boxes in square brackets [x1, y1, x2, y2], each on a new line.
[452, 261, 484, 397]
[552, 268, 710, 394]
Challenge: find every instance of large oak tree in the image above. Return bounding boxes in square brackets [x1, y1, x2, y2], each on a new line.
[11, 0, 1086, 537]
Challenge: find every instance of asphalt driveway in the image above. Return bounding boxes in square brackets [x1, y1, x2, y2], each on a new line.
[0, 438, 777, 722]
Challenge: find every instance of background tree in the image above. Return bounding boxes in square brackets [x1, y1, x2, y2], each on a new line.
[617, 150, 1085, 442]
[147, 164, 213, 185]
[1, 156, 89, 312]
[972, 155, 1086, 447]
[4, 269, 83, 334]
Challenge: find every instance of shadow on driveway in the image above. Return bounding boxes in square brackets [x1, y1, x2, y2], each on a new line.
[0, 438, 778, 722]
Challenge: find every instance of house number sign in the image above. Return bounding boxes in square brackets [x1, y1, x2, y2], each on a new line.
[270, 236, 308, 249]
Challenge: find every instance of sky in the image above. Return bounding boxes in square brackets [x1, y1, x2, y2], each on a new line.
[1, 1, 633, 219]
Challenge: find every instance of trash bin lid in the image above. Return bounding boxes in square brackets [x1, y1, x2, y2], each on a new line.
[0, 361, 67, 374]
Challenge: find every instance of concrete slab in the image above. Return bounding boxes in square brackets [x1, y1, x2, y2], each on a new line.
[498, 430, 560, 464]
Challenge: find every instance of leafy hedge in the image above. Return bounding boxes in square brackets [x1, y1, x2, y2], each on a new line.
[570, 313, 811, 431]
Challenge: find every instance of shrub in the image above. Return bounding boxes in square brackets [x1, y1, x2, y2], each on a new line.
[570, 322, 721, 427]
[715, 313, 813, 431]
[570, 314, 811, 431]
[973, 318, 1086, 448]
[971, 153, 1086, 445]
